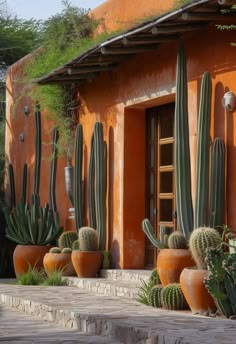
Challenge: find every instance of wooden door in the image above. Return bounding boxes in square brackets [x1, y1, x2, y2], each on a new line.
[145, 102, 176, 268]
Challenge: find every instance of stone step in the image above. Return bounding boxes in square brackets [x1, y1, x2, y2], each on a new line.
[99, 269, 153, 284]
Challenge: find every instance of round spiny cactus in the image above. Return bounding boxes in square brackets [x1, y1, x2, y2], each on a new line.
[79, 227, 98, 251]
[148, 285, 163, 308]
[61, 247, 72, 254]
[189, 227, 221, 269]
[161, 283, 188, 310]
[72, 239, 80, 251]
[149, 269, 161, 285]
[168, 231, 188, 249]
[58, 231, 78, 249]
[49, 247, 61, 253]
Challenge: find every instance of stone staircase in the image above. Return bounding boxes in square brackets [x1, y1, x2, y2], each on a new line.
[66, 269, 152, 300]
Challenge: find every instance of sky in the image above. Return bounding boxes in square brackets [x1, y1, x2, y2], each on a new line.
[6, 0, 105, 20]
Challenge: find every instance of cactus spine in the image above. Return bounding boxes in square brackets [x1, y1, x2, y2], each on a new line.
[79, 226, 98, 251]
[168, 231, 188, 249]
[49, 127, 59, 212]
[189, 227, 221, 269]
[94, 122, 106, 251]
[194, 72, 212, 229]
[142, 219, 165, 249]
[174, 42, 193, 238]
[74, 124, 83, 231]
[8, 163, 16, 209]
[58, 231, 78, 249]
[21, 164, 27, 204]
[161, 283, 188, 310]
[148, 285, 163, 307]
[34, 102, 41, 196]
[209, 138, 225, 228]
[88, 133, 96, 228]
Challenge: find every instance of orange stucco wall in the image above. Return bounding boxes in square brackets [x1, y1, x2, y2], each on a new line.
[5, 1, 236, 269]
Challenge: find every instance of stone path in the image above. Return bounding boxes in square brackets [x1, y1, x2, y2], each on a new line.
[0, 305, 122, 343]
[0, 283, 236, 343]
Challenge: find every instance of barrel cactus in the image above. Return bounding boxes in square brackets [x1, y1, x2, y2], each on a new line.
[189, 227, 221, 269]
[148, 285, 163, 308]
[168, 231, 188, 249]
[58, 231, 78, 249]
[161, 283, 188, 310]
[61, 247, 72, 254]
[79, 227, 98, 251]
[72, 239, 80, 251]
[49, 247, 61, 253]
[149, 269, 161, 285]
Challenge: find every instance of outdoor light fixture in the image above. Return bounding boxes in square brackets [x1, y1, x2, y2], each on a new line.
[19, 133, 24, 142]
[222, 91, 236, 112]
[23, 105, 30, 116]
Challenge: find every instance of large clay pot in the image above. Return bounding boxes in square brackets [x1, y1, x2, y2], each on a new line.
[180, 268, 216, 315]
[13, 245, 52, 277]
[43, 253, 76, 276]
[157, 249, 194, 286]
[71, 251, 103, 277]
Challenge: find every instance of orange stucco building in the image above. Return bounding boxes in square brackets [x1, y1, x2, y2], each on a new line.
[5, 0, 236, 269]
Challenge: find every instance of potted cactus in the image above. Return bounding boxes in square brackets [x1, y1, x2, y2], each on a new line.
[71, 226, 103, 277]
[43, 230, 77, 276]
[4, 195, 63, 277]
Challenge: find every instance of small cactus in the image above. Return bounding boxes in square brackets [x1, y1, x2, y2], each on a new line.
[49, 247, 61, 253]
[161, 283, 188, 310]
[79, 227, 98, 251]
[168, 231, 188, 249]
[61, 247, 72, 254]
[58, 231, 78, 249]
[148, 285, 163, 308]
[189, 227, 221, 269]
[149, 269, 161, 285]
[102, 250, 110, 269]
[72, 239, 80, 251]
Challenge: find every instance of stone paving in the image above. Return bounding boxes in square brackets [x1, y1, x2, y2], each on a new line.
[0, 282, 236, 344]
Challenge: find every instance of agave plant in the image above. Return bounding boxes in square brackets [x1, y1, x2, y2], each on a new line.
[4, 195, 63, 245]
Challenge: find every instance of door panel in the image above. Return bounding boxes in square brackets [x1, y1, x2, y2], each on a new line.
[145, 103, 176, 268]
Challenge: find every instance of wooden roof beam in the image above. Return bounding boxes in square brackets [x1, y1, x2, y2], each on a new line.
[152, 23, 208, 34]
[67, 64, 116, 74]
[181, 12, 236, 21]
[218, 0, 236, 5]
[122, 34, 179, 45]
[101, 44, 159, 55]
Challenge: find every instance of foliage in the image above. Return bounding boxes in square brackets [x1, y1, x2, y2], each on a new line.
[18, 266, 45, 285]
[43, 270, 68, 286]
[217, 5, 236, 47]
[137, 269, 161, 305]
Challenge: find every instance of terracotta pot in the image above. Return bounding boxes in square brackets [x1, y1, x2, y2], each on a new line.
[13, 245, 52, 277]
[43, 253, 76, 276]
[180, 268, 216, 315]
[71, 250, 103, 277]
[157, 249, 195, 286]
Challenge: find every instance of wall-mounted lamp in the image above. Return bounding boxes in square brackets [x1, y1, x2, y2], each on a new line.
[222, 91, 236, 112]
[23, 105, 30, 116]
[19, 133, 24, 142]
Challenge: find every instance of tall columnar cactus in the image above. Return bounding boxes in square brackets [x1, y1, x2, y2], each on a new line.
[79, 226, 98, 251]
[209, 138, 225, 228]
[148, 285, 163, 308]
[58, 230, 78, 249]
[49, 127, 59, 212]
[142, 219, 165, 249]
[194, 72, 212, 229]
[74, 124, 83, 231]
[8, 163, 16, 209]
[167, 231, 188, 249]
[34, 102, 41, 196]
[88, 133, 96, 228]
[94, 122, 107, 251]
[174, 42, 193, 238]
[189, 227, 221, 269]
[21, 164, 27, 204]
[161, 283, 188, 310]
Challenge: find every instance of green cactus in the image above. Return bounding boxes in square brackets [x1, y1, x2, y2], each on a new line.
[79, 226, 98, 251]
[174, 41, 193, 239]
[49, 127, 59, 212]
[88, 133, 96, 229]
[74, 124, 83, 231]
[72, 239, 80, 251]
[194, 72, 212, 229]
[209, 138, 225, 228]
[34, 102, 41, 196]
[142, 219, 165, 249]
[8, 163, 16, 209]
[49, 247, 61, 253]
[61, 247, 72, 254]
[4, 195, 63, 245]
[149, 269, 161, 285]
[189, 227, 221, 269]
[167, 231, 188, 249]
[21, 164, 27, 204]
[160, 226, 173, 248]
[94, 122, 107, 251]
[102, 250, 110, 269]
[58, 231, 78, 249]
[148, 285, 163, 308]
[161, 283, 188, 310]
